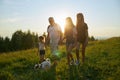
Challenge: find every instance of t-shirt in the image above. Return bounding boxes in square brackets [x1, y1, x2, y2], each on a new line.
[65, 26, 77, 43]
[77, 23, 88, 43]
[47, 23, 61, 43]
[38, 42, 45, 50]
[73, 27, 77, 38]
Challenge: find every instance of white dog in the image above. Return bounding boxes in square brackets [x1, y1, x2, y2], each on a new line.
[34, 58, 51, 69]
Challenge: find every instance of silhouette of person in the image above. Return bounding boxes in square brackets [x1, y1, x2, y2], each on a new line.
[37, 36, 46, 63]
[76, 13, 88, 64]
[46, 17, 62, 65]
[63, 17, 77, 65]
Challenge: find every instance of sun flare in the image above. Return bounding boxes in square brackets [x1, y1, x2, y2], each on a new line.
[54, 13, 70, 33]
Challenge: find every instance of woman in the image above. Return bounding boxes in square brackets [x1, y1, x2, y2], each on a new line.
[76, 13, 88, 64]
[64, 17, 77, 65]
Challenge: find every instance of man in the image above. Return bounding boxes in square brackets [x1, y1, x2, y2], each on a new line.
[46, 17, 62, 65]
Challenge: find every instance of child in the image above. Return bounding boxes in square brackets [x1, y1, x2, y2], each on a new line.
[38, 36, 46, 63]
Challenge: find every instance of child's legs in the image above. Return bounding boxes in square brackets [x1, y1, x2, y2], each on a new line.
[40, 50, 45, 63]
[40, 55, 44, 62]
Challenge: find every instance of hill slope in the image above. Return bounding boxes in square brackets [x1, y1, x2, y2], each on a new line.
[0, 37, 120, 80]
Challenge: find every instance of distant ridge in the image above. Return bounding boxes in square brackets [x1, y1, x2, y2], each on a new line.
[107, 36, 120, 40]
[95, 36, 120, 40]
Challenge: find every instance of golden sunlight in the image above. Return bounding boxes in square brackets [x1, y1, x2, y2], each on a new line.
[54, 13, 70, 33]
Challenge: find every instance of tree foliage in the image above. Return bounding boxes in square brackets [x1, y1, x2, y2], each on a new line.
[0, 30, 96, 53]
[0, 30, 38, 53]
[89, 36, 96, 41]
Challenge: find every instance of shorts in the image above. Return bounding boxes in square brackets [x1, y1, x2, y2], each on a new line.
[77, 36, 86, 44]
[66, 38, 75, 47]
[39, 50, 45, 55]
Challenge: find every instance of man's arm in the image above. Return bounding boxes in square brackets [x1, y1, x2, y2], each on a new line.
[46, 26, 50, 45]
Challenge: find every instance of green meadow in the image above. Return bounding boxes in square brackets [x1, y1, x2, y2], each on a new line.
[0, 37, 120, 80]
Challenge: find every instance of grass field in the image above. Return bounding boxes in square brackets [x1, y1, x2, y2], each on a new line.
[0, 37, 120, 80]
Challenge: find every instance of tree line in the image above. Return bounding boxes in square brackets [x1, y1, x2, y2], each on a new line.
[0, 30, 38, 53]
[0, 30, 96, 53]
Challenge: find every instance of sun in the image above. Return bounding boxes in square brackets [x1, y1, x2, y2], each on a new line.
[54, 13, 69, 33]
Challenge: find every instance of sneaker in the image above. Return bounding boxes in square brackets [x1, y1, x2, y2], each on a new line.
[75, 60, 80, 65]
[70, 59, 75, 65]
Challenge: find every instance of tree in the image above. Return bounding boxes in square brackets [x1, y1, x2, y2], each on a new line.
[0, 30, 39, 53]
[24, 30, 34, 49]
[4, 37, 11, 52]
[22, 30, 38, 49]
[0, 36, 11, 53]
[11, 30, 24, 51]
[89, 36, 96, 41]
[0, 36, 4, 52]
[91, 36, 95, 41]
[34, 33, 38, 48]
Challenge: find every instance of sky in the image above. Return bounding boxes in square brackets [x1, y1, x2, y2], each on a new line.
[0, 0, 120, 39]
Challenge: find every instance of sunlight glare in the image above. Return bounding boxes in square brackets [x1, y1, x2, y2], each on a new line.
[54, 13, 69, 33]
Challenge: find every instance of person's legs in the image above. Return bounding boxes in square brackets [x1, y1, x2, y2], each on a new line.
[39, 50, 45, 63]
[69, 53, 74, 65]
[66, 44, 70, 65]
[50, 42, 59, 66]
[50, 43, 54, 54]
[81, 42, 86, 63]
[76, 42, 80, 63]
[67, 44, 75, 65]
[67, 52, 70, 65]
[68, 44, 74, 61]
[67, 50, 74, 65]
[53, 44, 58, 55]
[50, 39, 58, 55]
[40, 55, 44, 62]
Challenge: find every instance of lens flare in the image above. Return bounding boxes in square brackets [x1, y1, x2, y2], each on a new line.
[54, 50, 62, 58]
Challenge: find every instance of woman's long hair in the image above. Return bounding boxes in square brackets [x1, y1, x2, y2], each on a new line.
[64, 17, 74, 37]
[76, 13, 85, 28]
[65, 17, 74, 30]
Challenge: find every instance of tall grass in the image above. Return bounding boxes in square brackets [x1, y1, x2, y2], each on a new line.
[0, 37, 120, 80]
